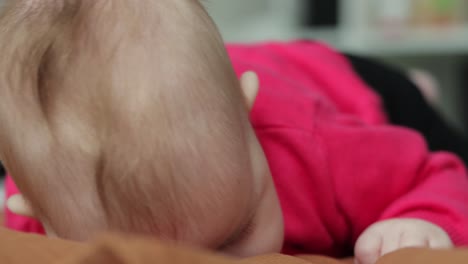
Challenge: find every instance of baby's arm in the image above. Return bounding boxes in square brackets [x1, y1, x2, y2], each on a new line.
[320, 117, 468, 264]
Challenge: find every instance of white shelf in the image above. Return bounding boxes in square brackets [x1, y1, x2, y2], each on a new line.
[335, 0, 468, 56]
[207, 1, 468, 56]
[335, 26, 468, 56]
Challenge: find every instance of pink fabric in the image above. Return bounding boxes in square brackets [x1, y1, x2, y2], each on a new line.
[5, 41, 468, 257]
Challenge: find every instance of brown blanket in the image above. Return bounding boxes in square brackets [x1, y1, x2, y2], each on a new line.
[1, 228, 468, 264]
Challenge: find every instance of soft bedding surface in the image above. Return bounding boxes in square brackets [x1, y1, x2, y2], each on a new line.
[0, 228, 467, 264]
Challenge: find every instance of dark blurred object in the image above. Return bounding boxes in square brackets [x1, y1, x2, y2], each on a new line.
[347, 54, 468, 164]
[463, 58, 468, 133]
[0, 162, 4, 178]
[302, 0, 339, 27]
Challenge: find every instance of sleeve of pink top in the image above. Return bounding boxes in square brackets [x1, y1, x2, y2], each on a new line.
[5, 175, 45, 234]
[322, 115, 468, 246]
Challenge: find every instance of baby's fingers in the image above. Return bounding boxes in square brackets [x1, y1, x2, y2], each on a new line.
[428, 232, 453, 249]
[398, 232, 429, 249]
[6, 194, 34, 217]
[355, 232, 383, 264]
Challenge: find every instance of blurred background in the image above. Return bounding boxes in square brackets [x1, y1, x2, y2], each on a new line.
[203, 0, 468, 133]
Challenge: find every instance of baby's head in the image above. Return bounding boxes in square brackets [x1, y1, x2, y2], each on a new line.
[0, 0, 283, 256]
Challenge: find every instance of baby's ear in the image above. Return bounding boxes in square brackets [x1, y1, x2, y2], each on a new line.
[240, 71, 260, 111]
[7, 194, 34, 218]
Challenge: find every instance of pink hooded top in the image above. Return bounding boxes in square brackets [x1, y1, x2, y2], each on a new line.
[5, 41, 468, 257]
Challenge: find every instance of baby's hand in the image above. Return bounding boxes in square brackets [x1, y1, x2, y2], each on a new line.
[7, 194, 34, 218]
[354, 218, 453, 264]
[7, 194, 57, 237]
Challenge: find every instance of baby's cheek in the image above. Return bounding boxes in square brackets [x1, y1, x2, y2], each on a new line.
[5, 175, 45, 234]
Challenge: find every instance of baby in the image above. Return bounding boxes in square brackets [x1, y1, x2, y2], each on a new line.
[1, 1, 468, 264]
